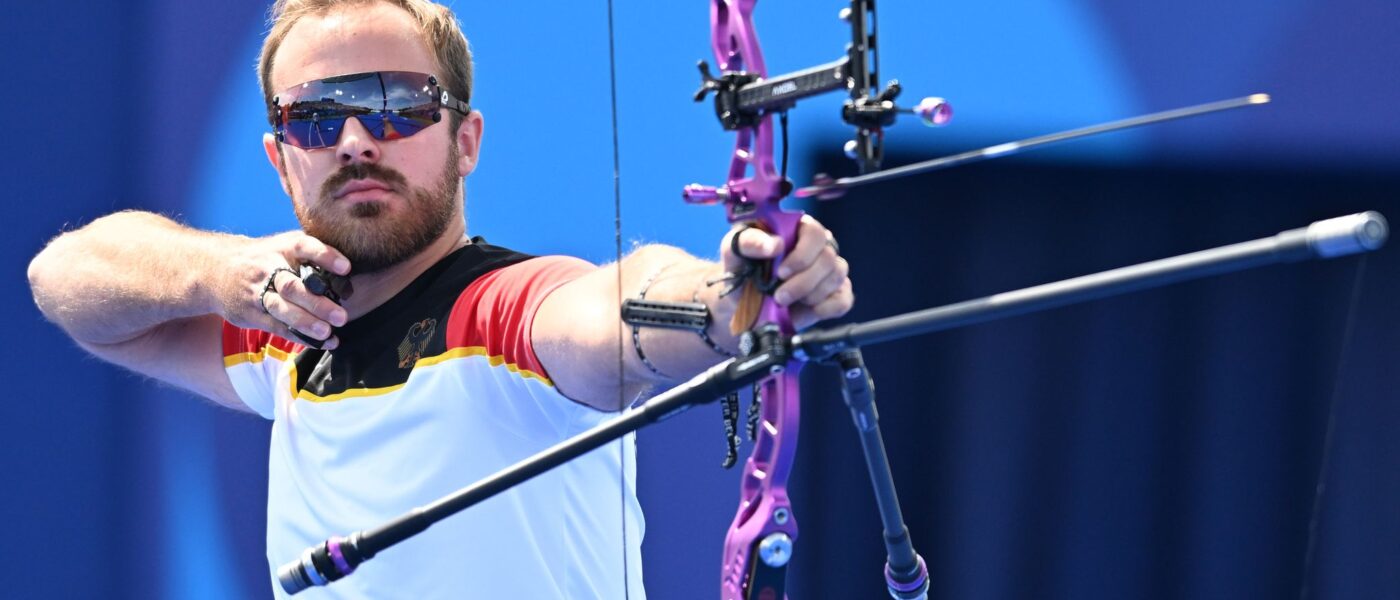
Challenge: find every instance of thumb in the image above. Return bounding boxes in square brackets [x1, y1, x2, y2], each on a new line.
[722, 226, 784, 272]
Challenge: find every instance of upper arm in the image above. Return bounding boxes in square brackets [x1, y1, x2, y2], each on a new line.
[531, 263, 632, 411]
[533, 245, 698, 410]
[78, 314, 251, 413]
[461, 248, 697, 412]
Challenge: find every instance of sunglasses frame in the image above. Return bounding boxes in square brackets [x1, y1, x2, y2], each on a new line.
[269, 71, 471, 150]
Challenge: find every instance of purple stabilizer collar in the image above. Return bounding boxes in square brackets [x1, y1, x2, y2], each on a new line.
[885, 556, 929, 594]
[328, 536, 356, 576]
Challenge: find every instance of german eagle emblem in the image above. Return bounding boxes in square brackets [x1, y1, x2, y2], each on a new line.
[397, 318, 437, 368]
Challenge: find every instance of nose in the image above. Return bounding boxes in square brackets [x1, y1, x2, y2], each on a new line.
[335, 116, 381, 165]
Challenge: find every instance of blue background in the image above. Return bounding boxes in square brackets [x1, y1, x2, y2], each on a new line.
[5, 0, 1398, 598]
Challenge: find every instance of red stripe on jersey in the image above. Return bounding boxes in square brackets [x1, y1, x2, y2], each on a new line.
[221, 320, 301, 358]
[446, 256, 594, 383]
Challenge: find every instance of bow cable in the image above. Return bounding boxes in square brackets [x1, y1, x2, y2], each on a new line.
[604, 0, 632, 596]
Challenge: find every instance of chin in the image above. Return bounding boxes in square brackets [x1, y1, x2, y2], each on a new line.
[348, 200, 388, 219]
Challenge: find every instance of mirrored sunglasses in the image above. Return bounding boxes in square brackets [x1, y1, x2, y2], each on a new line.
[270, 71, 471, 150]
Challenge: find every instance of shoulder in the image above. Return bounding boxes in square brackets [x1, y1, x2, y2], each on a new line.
[443, 249, 597, 384]
[447, 244, 596, 319]
[219, 319, 301, 419]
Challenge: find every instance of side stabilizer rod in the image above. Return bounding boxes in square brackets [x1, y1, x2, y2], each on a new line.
[797, 94, 1272, 199]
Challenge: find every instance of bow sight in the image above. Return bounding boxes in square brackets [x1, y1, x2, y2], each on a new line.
[688, 0, 950, 204]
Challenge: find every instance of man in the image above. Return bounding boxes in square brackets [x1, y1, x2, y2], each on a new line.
[27, 0, 851, 597]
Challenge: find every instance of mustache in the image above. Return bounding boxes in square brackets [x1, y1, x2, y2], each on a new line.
[321, 162, 410, 200]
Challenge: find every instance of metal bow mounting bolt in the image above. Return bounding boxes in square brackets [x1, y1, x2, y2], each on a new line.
[683, 184, 728, 205]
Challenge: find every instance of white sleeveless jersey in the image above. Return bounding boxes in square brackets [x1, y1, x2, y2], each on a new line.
[222, 244, 645, 599]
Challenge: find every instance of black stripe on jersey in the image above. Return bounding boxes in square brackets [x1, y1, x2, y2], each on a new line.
[293, 239, 533, 399]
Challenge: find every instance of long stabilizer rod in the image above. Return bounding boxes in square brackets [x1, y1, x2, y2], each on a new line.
[794, 211, 1387, 360]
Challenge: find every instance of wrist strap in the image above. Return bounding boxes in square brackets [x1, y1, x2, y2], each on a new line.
[622, 269, 675, 378]
[621, 267, 737, 378]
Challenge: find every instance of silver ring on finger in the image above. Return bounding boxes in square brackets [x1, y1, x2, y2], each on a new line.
[259, 267, 299, 315]
[824, 231, 839, 254]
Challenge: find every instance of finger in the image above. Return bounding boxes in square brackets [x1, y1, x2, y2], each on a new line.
[254, 308, 338, 349]
[773, 255, 848, 306]
[272, 322, 340, 351]
[790, 306, 819, 331]
[298, 332, 340, 351]
[262, 288, 335, 341]
[278, 329, 340, 351]
[796, 264, 849, 307]
[789, 280, 854, 329]
[277, 276, 348, 327]
[288, 235, 351, 275]
[721, 227, 784, 272]
[775, 216, 833, 280]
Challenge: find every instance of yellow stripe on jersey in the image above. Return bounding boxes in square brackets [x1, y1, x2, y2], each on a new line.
[418, 347, 554, 385]
[290, 346, 554, 404]
[222, 343, 295, 368]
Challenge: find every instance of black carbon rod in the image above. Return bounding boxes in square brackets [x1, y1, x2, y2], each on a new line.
[832, 349, 929, 599]
[797, 94, 1271, 199]
[795, 211, 1388, 361]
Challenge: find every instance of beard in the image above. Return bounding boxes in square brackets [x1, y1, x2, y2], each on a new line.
[293, 145, 460, 275]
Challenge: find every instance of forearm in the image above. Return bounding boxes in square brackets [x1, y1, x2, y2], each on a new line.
[617, 244, 740, 384]
[28, 210, 242, 345]
[537, 219, 851, 409]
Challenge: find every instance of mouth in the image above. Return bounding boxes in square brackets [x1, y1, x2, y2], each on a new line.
[334, 179, 395, 202]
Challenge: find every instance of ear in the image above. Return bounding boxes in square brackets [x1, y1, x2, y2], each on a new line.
[455, 110, 485, 177]
[263, 132, 293, 197]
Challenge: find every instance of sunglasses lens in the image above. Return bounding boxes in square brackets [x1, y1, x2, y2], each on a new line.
[359, 111, 435, 141]
[281, 109, 352, 149]
[276, 72, 442, 149]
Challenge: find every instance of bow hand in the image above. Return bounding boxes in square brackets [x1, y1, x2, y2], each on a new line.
[719, 215, 854, 332]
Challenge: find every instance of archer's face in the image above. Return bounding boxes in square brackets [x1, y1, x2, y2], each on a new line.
[264, 2, 483, 273]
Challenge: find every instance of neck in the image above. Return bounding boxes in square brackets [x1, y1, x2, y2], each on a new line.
[339, 220, 469, 320]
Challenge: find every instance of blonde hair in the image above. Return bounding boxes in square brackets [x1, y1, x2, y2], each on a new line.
[258, 0, 473, 127]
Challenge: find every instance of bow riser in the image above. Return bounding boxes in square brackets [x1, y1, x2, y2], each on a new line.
[710, 1, 807, 598]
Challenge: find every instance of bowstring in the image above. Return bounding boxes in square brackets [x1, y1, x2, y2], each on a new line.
[1297, 254, 1369, 599]
[604, 0, 631, 597]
